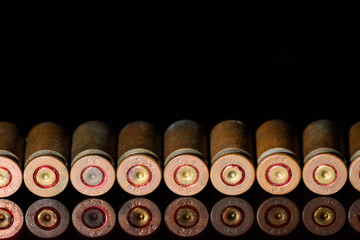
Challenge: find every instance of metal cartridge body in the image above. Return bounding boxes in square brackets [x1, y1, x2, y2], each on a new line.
[0, 122, 24, 198]
[70, 121, 116, 196]
[25, 198, 70, 238]
[117, 121, 162, 196]
[302, 119, 347, 195]
[349, 121, 360, 191]
[0, 199, 24, 239]
[210, 197, 254, 236]
[348, 198, 360, 233]
[23, 122, 70, 197]
[118, 197, 161, 237]
[163, 120, 209, 196]
[210, 120, 255, 195]
[165, 197, 208, 237]
[302, 197, 345, 236]
[72, 198, 116, 238]
[256, 120, 301, 195]
[257, 197, 299, 236]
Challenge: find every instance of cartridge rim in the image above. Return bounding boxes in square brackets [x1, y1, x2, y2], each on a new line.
[303, 153, 347, 195]
[0, 199, 23, 239]
[348, 198, 360, 233]
[0, 157, 22, 198]
[117, 154, 161, 196]
[349, 156, 360, 192]
[24, 156, 68, 197]
[256, 153, 301, 195]
[210, 154, 255, 195]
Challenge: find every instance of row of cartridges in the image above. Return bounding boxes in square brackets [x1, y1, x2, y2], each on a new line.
[1, 119, 360, 198]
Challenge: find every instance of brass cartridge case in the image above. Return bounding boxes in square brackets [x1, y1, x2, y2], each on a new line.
[23, 122, 70, 197]
[302, 120, 347, 195]
[0, 122, 24, 198]
[348, 198, 360, 233]
[25, 198, 70, 238]
[165, 197, 208, 237]
[0, 199, 24, 239]
[210, 120, 255, 195]
[116, 121, 162, 196]
[72, 198, 116, 238]
[256, 120, 301, 195]
[349, 121, 360, 191]
[163, 120, 209, 196]
[118, 197, 161, 237]
[70, 121, 116, 196]
[302, 197, 345, 236]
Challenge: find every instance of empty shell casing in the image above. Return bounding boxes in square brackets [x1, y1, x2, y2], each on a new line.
[210, 120, 255, 195]
[163, 120, 209, 196]
[0, 199, 24, 239]
[210, 197, 254, 236]
[302, 120, 347, 195]
[302, 197, 345, 236]
[165, 197, 208, 237]
[118, 197, 161, 237]
[256, 120, 301, 195]
[256, 197, 299, 236]
[23, 122, 70, 197]
[116, 121, 162, 196]
[0, 122, 24, 198]
[70, 121, 116, 196]
[349, 122, 360, 191]
[72, 198, 116, 238]
[25, 198, 70, 239]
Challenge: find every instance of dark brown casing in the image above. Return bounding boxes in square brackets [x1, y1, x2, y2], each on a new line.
[302, 120, 347, 195]
[116, 121, 162, 196]
[23, 122, 70, 197]
[70, 121, 116, 196]
[0, 122, 24, 198]
[348, 198, 360, 233]
[163, 120, 209, 196]
[210, 120, 255, 195]
[256, 120, 301, 195]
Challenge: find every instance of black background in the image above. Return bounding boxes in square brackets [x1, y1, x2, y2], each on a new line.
[1, 15, 359, 239]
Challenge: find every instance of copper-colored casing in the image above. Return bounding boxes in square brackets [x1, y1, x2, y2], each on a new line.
[210, 120, 255, 195]
[302, 120, 347, 195]
[348, 198, 360, 233]
[349, 121, 360, 191]
[165, 197, 208, 237]
[25, 198, 70, 238]
[70, 121, 116, 196]
[256, 120, 301, 195]
[72, 198, 116, 238]
[118, 197, 161, 237]
[116, 121, 162, 196]
[23, 122, 70, 197]
[256, 197, 299, 236]
[163, 120, 209, 196]
[302, 197, 345, 236]
[210, 197, 254, 236]
[0, 199, 24, 239]
[0, 122, 24, 198]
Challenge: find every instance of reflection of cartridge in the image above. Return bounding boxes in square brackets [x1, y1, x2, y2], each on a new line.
[302, 120, 347, 195]
[24, 122, 70, 197]
[349, 121, 360, 191]
[0, 122, 24, 198]
[257, 197, 299, 236]
[302, 197, 345, 236]
[256, 120, 301, 195]
[163, 120, 209, 196]
[72, 198, 116, 238]
[118, 197, 161, 237]
[0, 199, 24, 239]
[70, 121, 116, 196]
[25, 198, 70, 238]
[211, 197, 254, 236]
[117, 121, 162, 196]
[210, 120, 255, 195]
[165, 197, 208, 237]
[348, 198, 360, 233]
